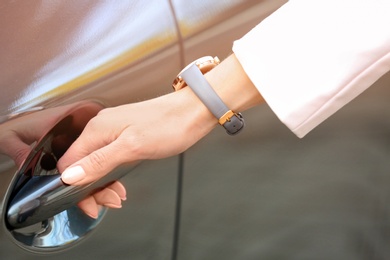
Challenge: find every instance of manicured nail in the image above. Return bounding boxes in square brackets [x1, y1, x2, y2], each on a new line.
[84, 210, 99, 219]
[61, 165, 86, 184]
[104, 203, 122, 209]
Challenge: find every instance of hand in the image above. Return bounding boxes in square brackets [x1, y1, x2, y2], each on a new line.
[58, 54, 263, 218]
[57, 88, 217, 218]
[0, 102, 128, 219]
[0, 105, 74, 167]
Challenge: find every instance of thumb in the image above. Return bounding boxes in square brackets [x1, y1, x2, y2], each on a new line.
[61, 140, 130, 185]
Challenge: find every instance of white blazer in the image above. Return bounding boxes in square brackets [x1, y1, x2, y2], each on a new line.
[233, 0, 390, 138]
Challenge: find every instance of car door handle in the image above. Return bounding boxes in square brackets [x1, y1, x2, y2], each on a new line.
[7, 163, 134, 230]
[4, 102, 136, 249]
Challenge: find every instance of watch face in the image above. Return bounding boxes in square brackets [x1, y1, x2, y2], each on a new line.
[172, 56, 220, 91]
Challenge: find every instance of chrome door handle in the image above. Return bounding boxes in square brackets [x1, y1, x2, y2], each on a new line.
[7, 163, 133, 230]
[3, 101, 136, 251]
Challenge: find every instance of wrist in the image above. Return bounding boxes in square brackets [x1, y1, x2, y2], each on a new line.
[169, 87, 217, 140]
[204, 53, 264, 113]
[168, 53, 263, 139]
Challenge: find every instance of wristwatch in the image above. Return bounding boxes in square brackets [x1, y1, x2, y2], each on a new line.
[172, 56, 244, 135]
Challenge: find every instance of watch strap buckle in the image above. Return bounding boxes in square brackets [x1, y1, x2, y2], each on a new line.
[220, 112, 244, 135]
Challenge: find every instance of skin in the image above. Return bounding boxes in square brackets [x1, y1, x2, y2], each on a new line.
[57, 53, 265, 218]
[0, 102, 127, 219]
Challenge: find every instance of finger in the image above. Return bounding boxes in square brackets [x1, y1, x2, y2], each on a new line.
[93, 188, 122, 209]
[78, 196, 99, 219]
[106, 181, 127, 201]
[77, 182, 125, 218]
[57, 114, 116, 172]
[60, 140, 131, 185]
[56, 126, 104, 173]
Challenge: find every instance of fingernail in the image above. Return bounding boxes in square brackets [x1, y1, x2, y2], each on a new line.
[104, 203, 122, 209]
[83, 205, 99, 219]
[85, 210, 99, 219]
[61, 165, 86, 184]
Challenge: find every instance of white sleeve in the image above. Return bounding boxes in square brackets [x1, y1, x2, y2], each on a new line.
[233, 0, 390, 138]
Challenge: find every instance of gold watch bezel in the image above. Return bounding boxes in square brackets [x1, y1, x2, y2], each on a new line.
[172, 56, 220, 91]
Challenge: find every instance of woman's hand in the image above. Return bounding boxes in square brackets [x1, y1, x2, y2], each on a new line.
[0, 102, 129, 219]
[57, 54, 264, 218]
[57, 88, 217, 217]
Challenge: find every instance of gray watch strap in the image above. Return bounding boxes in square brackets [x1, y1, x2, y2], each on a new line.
[180, 63, 244, 135]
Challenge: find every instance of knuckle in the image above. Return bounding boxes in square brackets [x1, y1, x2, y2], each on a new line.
[85, 117, 100, 131]
[121, 135, 144, 159]
[97, 107, 111, 115]
[87, 151, 107, 173]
